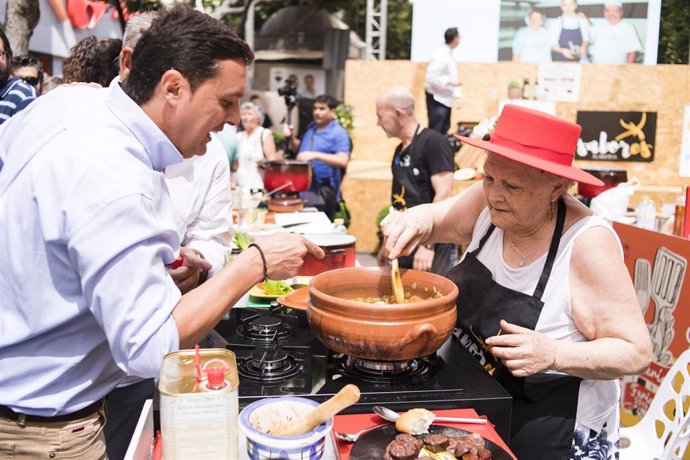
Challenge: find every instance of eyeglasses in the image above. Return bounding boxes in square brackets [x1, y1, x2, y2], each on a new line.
[21, 76, 40, 87]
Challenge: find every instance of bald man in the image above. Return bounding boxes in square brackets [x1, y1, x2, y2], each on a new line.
[375, 86, 456, 274]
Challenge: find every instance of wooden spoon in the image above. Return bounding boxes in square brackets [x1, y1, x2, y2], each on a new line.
[269, 384, 361, 437]
[391, 258, 405, 304]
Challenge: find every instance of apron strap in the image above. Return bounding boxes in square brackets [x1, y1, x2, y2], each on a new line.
[470, 222, 496, 255]
[532, 198, 566, 300]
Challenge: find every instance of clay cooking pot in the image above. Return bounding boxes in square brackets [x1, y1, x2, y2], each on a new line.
[307, 267, 458, 361]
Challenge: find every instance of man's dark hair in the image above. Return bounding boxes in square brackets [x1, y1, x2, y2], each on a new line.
[13, 55, 44, 87]
[314, 94, 338, 110]
[122, 5, 254, 105]
[0, 26, 11, 60]
[444, 27, 459, 44]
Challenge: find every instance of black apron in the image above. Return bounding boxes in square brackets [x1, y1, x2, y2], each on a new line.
[552, 16, 583, 62]
[392, 126, 454, 275]
[448, 199, 581, 459]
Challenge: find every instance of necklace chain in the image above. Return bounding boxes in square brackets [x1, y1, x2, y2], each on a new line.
[506, 232, 546, 267]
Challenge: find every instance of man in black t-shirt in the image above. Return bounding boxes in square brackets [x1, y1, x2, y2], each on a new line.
[375, 86, 456, 275]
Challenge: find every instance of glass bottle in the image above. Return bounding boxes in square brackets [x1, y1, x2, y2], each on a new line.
[522, 76, 531, 100]
[673, 193, 686, 236]
[636, 196, 656, 231]
[333, 218, 347, 234]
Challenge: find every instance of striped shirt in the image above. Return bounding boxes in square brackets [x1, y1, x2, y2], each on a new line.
[0, 77, 37, 125]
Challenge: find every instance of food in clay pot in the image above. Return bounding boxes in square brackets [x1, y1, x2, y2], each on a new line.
[307, 267, 458, 361]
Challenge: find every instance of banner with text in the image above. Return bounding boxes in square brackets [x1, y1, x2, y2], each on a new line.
[576, 111, 656, 162]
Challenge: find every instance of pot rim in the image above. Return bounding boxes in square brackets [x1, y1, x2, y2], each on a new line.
[261, 160, 311, 167]
[308, 267, 459, 313]
[303, 233, 356, 248]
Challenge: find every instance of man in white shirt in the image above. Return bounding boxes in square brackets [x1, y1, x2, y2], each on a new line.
[103, 14, 235, 459]
[589, 1, 642, 64]
[424, 27, 462, 135]
[0, 6, 322, 457]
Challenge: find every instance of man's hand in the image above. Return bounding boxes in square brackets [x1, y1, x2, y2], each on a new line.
[412, 245, 434, 272]
[485, 320, 558, 378]
[167, 247, 212, 294]
[253, 233, 324, 280]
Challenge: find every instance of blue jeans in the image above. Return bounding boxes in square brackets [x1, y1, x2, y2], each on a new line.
[105, 379, 155, 460]
[425, 91, 451, 134]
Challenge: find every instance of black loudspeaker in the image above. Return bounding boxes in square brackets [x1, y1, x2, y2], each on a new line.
[322, 28, 350, 70]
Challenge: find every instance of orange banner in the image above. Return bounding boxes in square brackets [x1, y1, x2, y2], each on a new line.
[613, 222, 690, 425]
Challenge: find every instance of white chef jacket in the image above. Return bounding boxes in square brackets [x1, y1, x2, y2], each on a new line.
[0, 80, 182, 416]
[164, 135, 232, 275]
[590, 20, 642, 64]
[425, 44, 461, 108]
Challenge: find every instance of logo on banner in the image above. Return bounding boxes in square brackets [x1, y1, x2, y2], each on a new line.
[575, 111, 657, 162]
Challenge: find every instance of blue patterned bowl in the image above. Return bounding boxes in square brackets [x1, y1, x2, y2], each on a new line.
[239, 397, 333, 460]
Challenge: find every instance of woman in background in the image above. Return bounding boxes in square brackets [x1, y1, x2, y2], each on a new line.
[549, 0, 589, 62]
[512, 10, 552, 63]
[63, 36, 121, 87]
[235, 102, 279, 191]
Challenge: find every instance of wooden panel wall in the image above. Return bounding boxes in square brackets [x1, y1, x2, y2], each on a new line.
[342, 61, 690, 252]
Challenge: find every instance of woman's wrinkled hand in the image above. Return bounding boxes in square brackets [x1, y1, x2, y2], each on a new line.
[380, 206, 434, 260]
[485, 319, 558, 377]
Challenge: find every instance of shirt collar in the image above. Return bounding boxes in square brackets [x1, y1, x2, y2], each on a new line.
[105, 78, 183, 172]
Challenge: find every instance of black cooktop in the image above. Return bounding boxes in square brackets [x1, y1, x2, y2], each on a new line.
[207, 305, 513, 441]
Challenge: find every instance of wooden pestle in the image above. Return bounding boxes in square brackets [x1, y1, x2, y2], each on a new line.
[269, 384, 361, 437]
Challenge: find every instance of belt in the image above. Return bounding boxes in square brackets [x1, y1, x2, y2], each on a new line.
[0, 400, 102, 424]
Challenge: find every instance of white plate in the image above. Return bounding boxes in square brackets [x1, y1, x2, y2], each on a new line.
[454, 167, 477, 181]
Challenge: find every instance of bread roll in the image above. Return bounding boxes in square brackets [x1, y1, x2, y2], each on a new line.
[395, 408, 436, 435]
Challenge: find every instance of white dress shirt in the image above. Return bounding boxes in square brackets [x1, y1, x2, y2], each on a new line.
[425, 45, 461, 108]
[165, 136, 232, 275]
[590, 21, 642, 64]
[0, 80, 182, 416]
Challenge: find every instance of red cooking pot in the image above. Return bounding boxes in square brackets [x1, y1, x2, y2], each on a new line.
[298, 233, 356, 276]
[578, 167, 628, 198]
[260, 160, 312, 194]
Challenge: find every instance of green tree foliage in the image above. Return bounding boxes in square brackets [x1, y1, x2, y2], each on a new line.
[657, 0, 689, 64]
[228, 0, 412, 59]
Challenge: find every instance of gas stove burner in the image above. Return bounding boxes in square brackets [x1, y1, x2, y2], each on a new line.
[336, 355, 430, 384]
[238, 348, 303, 382]
[236, 309, 296, 344]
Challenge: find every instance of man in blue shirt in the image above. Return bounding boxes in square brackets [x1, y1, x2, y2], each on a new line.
[0, 26, 37, 125]
[284, 94, 351, 220]
[0, 7, 322, 457]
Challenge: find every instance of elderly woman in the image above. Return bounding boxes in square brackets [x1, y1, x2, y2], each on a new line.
[381, 105, 651, 460]
[235, 101, 279, 190]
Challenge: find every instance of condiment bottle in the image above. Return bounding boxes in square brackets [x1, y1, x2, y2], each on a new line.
[636, 196, 656, 231]
[673, 193, 685, 236]
[333, 218, 347, 234]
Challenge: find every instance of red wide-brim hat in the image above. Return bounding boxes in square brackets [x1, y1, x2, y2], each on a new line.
[456, 104, 604, 186]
